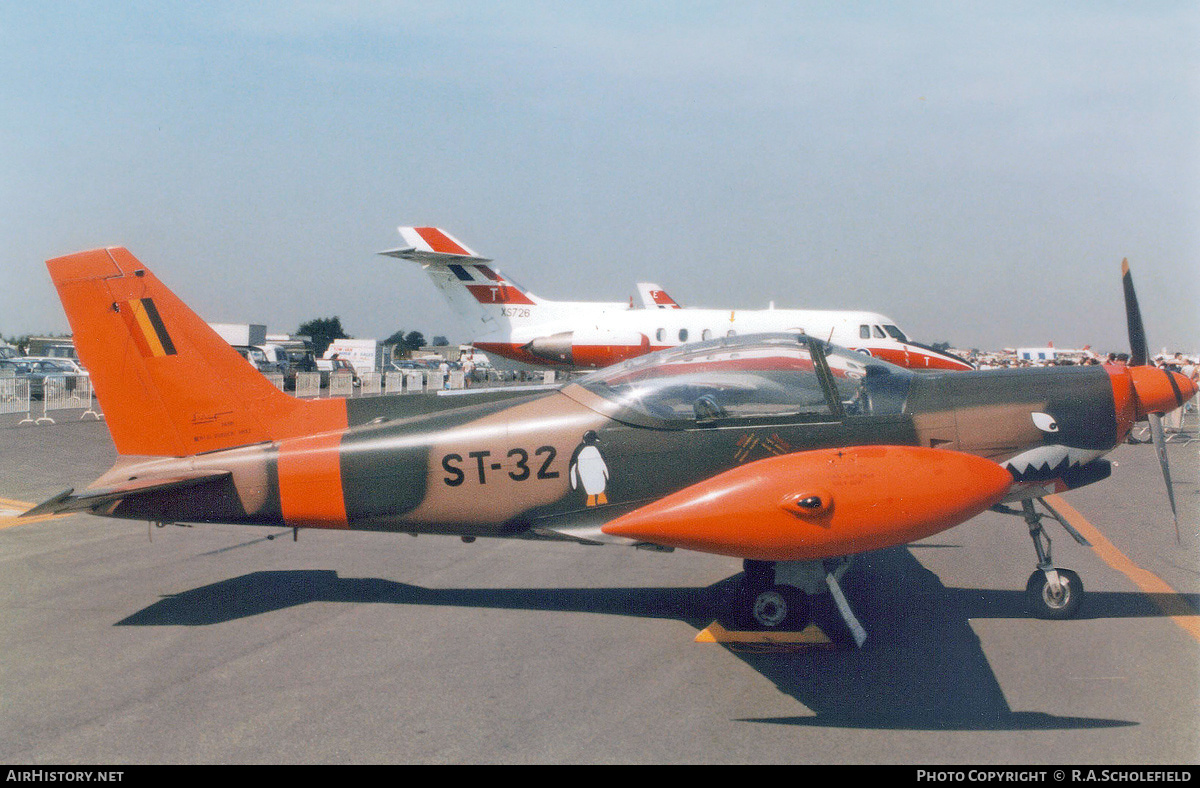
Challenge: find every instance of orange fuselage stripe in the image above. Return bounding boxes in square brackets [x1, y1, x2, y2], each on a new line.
[277, 432, 349, 528]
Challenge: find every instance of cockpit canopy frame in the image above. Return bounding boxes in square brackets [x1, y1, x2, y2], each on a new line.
[575, 333, 914, 429]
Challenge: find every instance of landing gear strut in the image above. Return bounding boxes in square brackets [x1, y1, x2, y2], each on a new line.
[724, 558, 868, 646]
[994, 497, 1090, 620]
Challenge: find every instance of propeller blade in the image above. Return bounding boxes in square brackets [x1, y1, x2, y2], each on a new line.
[1121, 258, 1148, 366]
[1146, 412, 1182, 544]
[1122, 260, 1184, 543]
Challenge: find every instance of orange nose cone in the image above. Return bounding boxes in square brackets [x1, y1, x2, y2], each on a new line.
[600, 446, 1013, 561]
[1127, 366, 1197, 420]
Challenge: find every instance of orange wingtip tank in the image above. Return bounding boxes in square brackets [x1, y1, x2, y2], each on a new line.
[601, 446, 1013, 561]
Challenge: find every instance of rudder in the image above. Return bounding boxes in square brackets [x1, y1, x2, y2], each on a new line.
[47, 247, 346, 456]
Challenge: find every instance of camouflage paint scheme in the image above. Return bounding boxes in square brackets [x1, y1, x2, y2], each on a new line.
[87, 339, 1123, 541]
[28, 246, 1196, 632]
[30, 247, 1194, 566]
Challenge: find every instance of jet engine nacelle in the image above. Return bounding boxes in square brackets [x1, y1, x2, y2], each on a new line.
[524, 328, 651, 369]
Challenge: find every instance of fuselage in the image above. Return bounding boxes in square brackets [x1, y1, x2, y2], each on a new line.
[98, 338, 1128, 542]
[474, 302, 972, 371]
[385, 227, 973, 372]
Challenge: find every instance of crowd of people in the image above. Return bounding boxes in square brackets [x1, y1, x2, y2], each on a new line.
[968, 348, 1198, 434]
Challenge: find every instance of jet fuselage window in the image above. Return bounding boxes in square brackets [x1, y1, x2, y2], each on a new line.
[860, 325, 871, 339]
[873, 326, 886, 338]
[656, 328, 666, 343]
[883, 325, 908, 342]
[678, 329, 688, 342]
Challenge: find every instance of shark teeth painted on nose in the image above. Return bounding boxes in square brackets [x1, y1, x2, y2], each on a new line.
[1003, 445, 1105, 482]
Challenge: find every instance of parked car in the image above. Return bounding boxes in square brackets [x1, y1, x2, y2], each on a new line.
[7, 357, 80, 400]
[315, 357, 359, 388]
[389, 359, 434, 372]
[283, 347, 317, 390]
[233, 345, 275, 374]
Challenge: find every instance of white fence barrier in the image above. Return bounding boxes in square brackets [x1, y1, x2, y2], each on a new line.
[0, 377, 31, 421]
[328, 373, 354, 398]
[36, 374, 101, 424]
[294, 372, 320, 398]
[358, 372, 382, 396]
[1164, 393, 1199, 444]
[404, 371, 425, 394]
[384, 371, 403, 394]
[265, 372, 285, 391]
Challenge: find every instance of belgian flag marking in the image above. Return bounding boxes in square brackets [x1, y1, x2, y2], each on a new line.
[122, 298, 177, 357]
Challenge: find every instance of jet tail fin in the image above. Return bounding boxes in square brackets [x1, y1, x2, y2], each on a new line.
[380, 227, 544, 328]
[46, 247, 346, 457]
[636, 282, 682, 309]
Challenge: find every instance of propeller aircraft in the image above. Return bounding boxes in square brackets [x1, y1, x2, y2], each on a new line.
[25, 248, 1194, 644]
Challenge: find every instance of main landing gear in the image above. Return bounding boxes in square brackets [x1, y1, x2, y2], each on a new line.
[722, 557, 868, 647]
[993, 497, 1091, 620]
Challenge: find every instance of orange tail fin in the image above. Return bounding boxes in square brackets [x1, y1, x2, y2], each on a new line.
[47, 247, 346, 456]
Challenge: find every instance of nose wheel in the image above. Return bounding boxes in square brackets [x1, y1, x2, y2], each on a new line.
[994, 497, 1091, 620]
[1026, 567, 1083, 620]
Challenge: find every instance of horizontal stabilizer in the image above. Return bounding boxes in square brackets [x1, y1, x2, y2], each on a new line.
[22, 471, 232, 518]
[380, 227, 492, 265]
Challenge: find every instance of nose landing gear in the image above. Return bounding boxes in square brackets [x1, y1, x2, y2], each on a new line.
[994, 497, 1091, 619]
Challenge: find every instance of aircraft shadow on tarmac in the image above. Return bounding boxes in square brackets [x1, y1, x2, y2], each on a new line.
[110, 544, 1191, 732]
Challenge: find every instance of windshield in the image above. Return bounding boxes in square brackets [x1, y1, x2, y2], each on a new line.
[576, 333, 913, 427]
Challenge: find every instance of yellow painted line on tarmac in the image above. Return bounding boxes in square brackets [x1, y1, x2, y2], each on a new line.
[1045, 494, 1200, 643]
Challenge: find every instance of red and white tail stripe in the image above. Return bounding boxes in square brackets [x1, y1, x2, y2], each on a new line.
[398, 227, 483, 258]
[381, 226, 540, 307]
[639, 283, 682, 309]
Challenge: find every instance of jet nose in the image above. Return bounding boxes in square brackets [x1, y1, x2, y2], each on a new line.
[1127, 366, 1197, 420]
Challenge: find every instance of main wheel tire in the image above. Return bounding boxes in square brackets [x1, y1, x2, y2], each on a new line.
[733, 586, 810, 631]
[751, 589, 790, 628]
[1026, 568, 1083, 620]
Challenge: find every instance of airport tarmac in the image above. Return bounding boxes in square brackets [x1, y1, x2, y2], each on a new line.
[1, 409, 1197, 764]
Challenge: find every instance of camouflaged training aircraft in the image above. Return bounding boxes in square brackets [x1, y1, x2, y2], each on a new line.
[25, 248, 1195, 644]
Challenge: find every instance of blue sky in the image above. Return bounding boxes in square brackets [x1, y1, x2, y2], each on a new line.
[2, 2, 1197, 353]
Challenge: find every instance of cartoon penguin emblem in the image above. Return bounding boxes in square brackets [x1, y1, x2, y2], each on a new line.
[569, 430, 609, 506]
